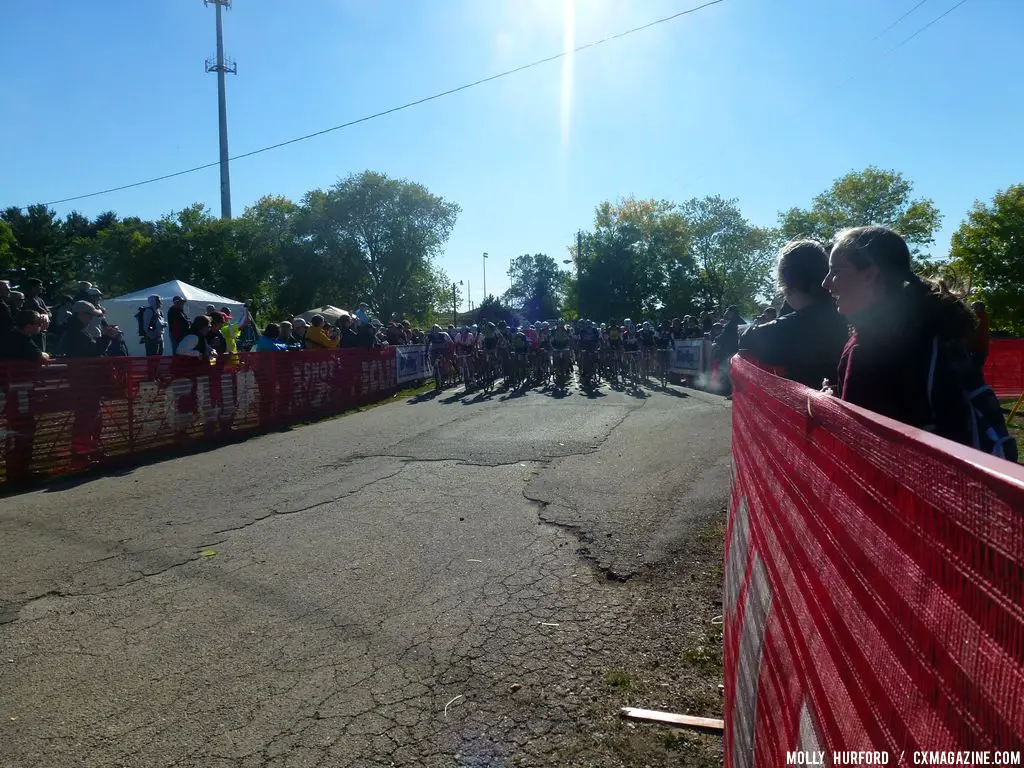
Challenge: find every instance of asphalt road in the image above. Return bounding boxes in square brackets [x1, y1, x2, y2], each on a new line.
[0, 377, 732, 768]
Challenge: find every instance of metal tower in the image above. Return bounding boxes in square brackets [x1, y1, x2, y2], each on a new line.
[204, 0, 236, 220]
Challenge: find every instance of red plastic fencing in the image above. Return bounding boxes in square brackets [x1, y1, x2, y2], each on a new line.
[985, 339, 1024, 399]
[0, 348, 398, 486]
[725, 355, 1024, 766]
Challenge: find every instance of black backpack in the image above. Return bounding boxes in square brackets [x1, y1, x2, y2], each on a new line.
[135, 306, 158, 341]
[927, 337, 1018, 462]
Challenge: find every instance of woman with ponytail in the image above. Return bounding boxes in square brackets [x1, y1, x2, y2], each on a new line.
[823, 226, 1016, 459]
[740, 239, 849, 389]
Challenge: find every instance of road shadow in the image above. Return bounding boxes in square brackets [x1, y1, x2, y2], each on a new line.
[499, 387, 532, 402]
[407, 389, 443, 404]
[542, 388, 572, 400]
[659, 385, 690, 399]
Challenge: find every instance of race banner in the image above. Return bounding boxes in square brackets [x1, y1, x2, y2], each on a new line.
[0, 347, 399, 486]
[725, 354, 1024, 766]
[671, 339, 707, 377]
[395, 344, 430, 385]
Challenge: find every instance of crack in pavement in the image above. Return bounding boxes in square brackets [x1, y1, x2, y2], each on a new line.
[1, 387, 730, 767]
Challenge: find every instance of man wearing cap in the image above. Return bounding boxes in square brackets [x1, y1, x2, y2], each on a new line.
[24, 278, 50, 351]
[0, 310, 48, 362]
[1, 309, 51, 483]
[291, 318, 309, 348]
[82, 286, 105, 340]
[167, 296, 190, 352]
[55, 300, 120, 469]
[56, 301, 119, 358]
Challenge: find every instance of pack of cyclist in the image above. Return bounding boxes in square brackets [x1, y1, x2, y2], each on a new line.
[426, 317, 695, 393]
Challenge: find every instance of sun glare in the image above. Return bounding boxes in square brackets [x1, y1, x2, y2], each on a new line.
[560, 0, 576, 148]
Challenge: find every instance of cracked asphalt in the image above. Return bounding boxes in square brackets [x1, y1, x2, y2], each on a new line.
[1, 380, 732, 767]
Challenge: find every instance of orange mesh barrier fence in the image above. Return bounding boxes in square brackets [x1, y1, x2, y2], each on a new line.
[725, 354, 1024, 766]
[985, 339, 1024, 399]
[0, 348, 398, 486]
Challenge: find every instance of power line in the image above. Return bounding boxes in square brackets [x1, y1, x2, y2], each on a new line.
[887, 0, 972, 53]
[871, 0, 931, 41]
[681, 0, 968, 191]
[26, 0, 726, 210]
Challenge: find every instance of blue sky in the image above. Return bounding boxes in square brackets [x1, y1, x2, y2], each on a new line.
[2, 0, 1019, 307]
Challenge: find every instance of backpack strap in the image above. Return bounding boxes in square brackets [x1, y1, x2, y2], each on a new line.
[922, 335, 939, 433]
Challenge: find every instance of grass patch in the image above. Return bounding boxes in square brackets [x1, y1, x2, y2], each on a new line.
[603, 668, 632, 689]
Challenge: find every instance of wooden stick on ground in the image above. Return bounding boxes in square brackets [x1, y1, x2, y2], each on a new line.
[620, 707, 725, 734]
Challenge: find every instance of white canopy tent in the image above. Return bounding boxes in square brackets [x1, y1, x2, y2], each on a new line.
[295, 305, 351, 325]
[104, 280, 247, 357]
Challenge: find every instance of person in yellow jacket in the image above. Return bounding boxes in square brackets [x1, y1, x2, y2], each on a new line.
[304, 314, 339, 349]
[221, 319, 241, 354]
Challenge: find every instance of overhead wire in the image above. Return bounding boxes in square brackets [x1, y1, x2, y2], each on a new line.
[886, 0, 972, 53]
[24, 0, 726, 210]
[871, 0, 931, 41]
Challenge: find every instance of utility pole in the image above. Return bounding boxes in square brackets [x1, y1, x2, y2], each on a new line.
[452, 282, 458, 327]
[482, 252, 488, 300]
[205, 0, 237, 220]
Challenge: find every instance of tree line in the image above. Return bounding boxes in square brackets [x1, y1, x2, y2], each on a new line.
[503, 167, 1021, 334]
[2, 167, 1021, 334]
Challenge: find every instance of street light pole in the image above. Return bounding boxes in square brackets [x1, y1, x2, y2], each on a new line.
[482, 252, 488, 300]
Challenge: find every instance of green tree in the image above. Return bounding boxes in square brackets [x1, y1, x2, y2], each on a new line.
[949, 184, 1024, 334]
[577, 197, 694, 322]
[475, 295, 516, 327]
[314, 171, 461, 321]
[502, 253, 567, 321]
[679, 196, 775, 315]
[779, 167, 942, 257]
[1, 205, 68, 289]
[0, 219, 14, 275]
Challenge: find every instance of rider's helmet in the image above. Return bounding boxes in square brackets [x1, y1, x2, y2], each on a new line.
[499, 320, 507, 328]
[471, 324, 478, 331]
[431, 324, 441, 333]
[487, 322, 496, 330]
[643, 321, 652, 330]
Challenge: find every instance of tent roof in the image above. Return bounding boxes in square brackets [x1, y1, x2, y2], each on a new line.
[107, 279, 242, 306]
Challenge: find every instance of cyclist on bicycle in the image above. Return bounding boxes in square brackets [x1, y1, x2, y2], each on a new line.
[480, 322, 499, 351]
[623, 322, 640, 353]
[537, 323, 552, 351]
[497, 321, 512, 347]
[523, 323, 538, 350]
[655, 320, 673, 377]
[511, 328, 529, 353]
[656, 320, 674, 350]
[427, 324, 453, 389]
[639, 321, 656, 350]
[578, 319, 600, 353]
